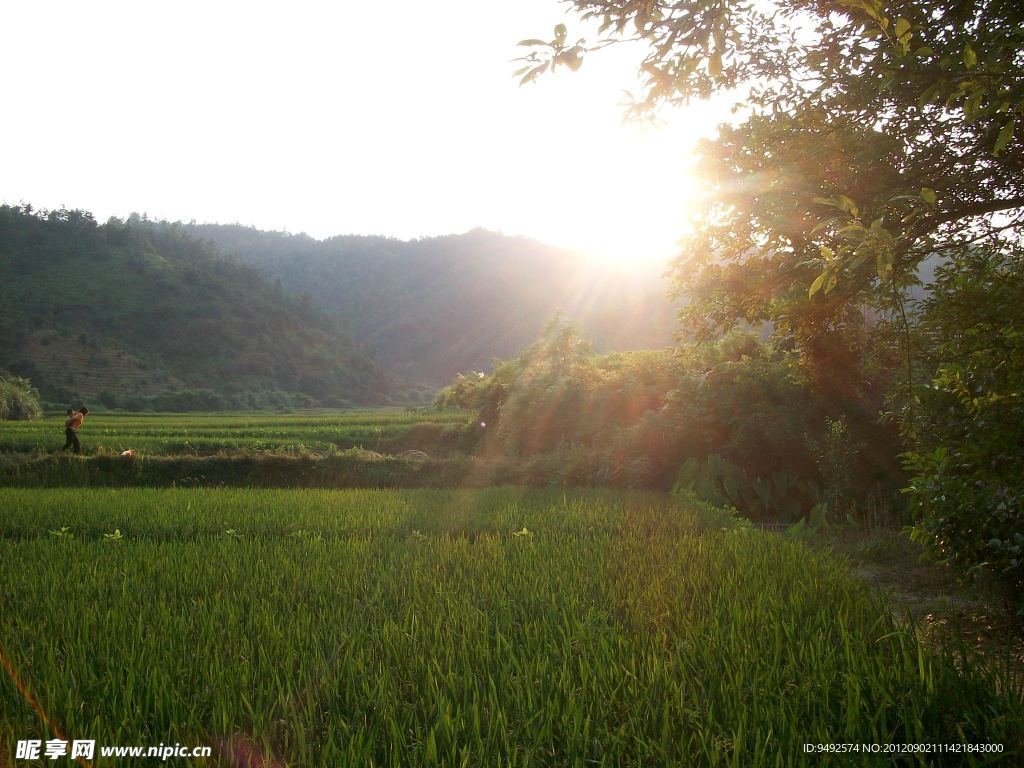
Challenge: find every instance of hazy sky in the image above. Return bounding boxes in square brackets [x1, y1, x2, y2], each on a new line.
[2, 0, 731, 264]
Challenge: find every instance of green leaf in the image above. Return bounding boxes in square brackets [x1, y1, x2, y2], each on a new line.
[876, 250, 894, 280]
[964, 43, 977, 69]
[517, 39, 547, 47]
[809, 218, 836, 235]
[994, 118, 1015, 155]
[424, 730, 437, 763]
[554, 23, 567, 46]
[917, 82, 939, 107]
[894, 17, 911, 39]
[920, 187, 936, 205]
[808, 272, 827, 299]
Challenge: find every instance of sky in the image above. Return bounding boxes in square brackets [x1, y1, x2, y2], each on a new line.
[1, 0, 733, 266]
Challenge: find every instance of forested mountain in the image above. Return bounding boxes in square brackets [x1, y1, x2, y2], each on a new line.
[0, 206, 386, 408]
[186, 224, 679, 383]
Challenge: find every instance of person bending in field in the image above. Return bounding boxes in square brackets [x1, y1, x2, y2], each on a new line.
[62, 406, 89, 454]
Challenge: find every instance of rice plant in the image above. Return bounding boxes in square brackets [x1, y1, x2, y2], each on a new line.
[0, 488, 1020, 766]
[0, 409, 469, 456]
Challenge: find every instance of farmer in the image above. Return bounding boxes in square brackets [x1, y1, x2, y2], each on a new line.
[62, 406, 89, 454]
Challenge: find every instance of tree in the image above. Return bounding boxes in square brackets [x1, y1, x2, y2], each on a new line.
[903, 247, 1024, 607]
[519, 0, 1023, 358]
[522, 0, 1023, 578]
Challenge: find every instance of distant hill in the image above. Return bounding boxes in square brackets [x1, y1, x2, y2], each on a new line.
[186, 224, 679, 383]
[0, 206, 387, 408]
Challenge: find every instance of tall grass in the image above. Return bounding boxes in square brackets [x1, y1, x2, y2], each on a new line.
[0, 488, 1020, 766]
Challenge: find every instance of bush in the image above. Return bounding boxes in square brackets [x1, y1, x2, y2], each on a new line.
[439, 321, 901, 514]
[904, 247, 1024, 609]
[673, 454, 820, 522]
[0, 376, 42, 420]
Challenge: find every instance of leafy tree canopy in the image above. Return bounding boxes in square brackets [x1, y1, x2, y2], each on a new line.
[521, 0, 1023, 347]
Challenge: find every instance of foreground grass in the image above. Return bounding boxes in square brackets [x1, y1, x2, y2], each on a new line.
[0, 489, 1021, 766]
[0, 409, 471, 456]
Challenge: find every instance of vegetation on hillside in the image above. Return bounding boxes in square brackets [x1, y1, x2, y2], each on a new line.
[0, 205, 387, 408]
[187, 224, 678, 383]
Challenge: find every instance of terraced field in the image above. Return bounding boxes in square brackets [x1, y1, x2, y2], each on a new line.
[0, 488, 1020, 766]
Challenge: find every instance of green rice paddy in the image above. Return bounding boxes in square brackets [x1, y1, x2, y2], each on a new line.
[1, 488, 1020, 766]
[0, 409, 469, 456]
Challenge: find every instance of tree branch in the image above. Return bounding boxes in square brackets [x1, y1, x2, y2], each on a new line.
[932, 196, 1024, 227]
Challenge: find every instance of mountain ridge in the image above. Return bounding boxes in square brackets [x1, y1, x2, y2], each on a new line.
[0, 206, 387, 408]
[186, 223, 679, 383]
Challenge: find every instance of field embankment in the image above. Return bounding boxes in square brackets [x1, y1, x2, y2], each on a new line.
[0, 451, 675, 490]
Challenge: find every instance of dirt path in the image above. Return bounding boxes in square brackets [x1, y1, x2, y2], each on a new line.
[826, 528, 1023, 672]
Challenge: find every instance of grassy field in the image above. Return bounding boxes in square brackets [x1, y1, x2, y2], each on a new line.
[0, 409, 472, 456]
[1, 488, 1021, 766]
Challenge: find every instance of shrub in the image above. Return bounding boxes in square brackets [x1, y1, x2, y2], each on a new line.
[904, 247, 1024, 609]
[0, 376, 42, 420]
[673, 454, 820, 522]
[440, 321, 901, 515]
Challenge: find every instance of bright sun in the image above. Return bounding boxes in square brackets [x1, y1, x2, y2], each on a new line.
[547, 165, 698, 269]
[507, 107, 707, 270]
